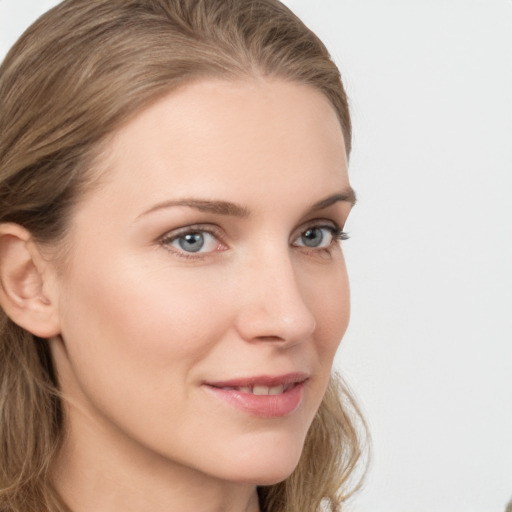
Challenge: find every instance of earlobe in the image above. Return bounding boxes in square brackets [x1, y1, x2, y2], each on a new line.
[0, 223, 61, 338]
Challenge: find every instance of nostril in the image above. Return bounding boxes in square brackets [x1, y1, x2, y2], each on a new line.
[233, 260, 317, 345]
[235, 301, 316, 347]
[254, 335, 286, 342]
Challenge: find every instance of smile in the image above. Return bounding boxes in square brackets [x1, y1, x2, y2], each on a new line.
[203, 373, 308, 417]
[216, 383, 296, 395]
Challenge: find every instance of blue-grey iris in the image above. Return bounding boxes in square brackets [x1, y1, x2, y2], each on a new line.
[301, 228, 324, 247]
[178, 233, 204, 252]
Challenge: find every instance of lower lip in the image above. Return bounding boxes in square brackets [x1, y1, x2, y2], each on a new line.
[203, 382, 305, 418]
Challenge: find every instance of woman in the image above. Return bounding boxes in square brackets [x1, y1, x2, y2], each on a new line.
[0, 1, 367, 511]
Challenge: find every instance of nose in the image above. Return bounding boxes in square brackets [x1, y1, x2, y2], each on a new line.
[234, 249, 317, 347]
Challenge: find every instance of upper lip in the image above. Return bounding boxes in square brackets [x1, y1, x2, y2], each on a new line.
[204, 372, 309, 388]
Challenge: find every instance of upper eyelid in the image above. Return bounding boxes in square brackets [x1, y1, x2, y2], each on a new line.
[159, 223, 223, 241]
[159, 219, 341, 238]
[163, 216, 341, 233]
[302, 218, 341, 228]
[292, 218, 342, 235]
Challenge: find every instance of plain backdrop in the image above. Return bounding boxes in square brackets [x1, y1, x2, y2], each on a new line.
[1, 1, 511, 511]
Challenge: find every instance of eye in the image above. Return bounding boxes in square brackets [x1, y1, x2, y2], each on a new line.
[292, 225, 348, 249]
[161, 228, 222, 255]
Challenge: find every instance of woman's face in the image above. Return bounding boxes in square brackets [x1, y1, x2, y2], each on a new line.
[49, 79, 353, 486]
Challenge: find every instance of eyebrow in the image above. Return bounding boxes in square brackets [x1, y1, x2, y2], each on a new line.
[138, 187, 356, 219]
[139, 198, 250, 218]
[310, 188, 357, 210]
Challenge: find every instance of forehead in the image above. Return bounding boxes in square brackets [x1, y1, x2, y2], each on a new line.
[80, 78, 349, 218]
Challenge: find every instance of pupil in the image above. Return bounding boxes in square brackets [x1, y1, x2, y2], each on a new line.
[302, 228, 323, 247]
[179, 233, 204, 252]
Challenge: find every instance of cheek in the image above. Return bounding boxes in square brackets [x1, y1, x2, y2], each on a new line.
[53, 256, 238, 462]
[56, 254, 228, 403]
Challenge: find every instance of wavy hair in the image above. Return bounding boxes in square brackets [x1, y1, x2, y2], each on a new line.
[0, 1, 368, 510]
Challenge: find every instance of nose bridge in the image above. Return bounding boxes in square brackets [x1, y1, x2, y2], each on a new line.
[235, 243, 317, 345]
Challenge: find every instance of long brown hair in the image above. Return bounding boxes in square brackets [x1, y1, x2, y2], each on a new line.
[0, 1, 367, 510]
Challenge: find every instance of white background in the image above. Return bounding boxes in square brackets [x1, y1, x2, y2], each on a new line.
[1, 1, 511, 511]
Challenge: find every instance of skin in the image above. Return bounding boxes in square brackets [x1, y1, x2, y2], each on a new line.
[45, 78, 354, 512]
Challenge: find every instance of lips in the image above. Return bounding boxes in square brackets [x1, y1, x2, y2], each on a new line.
[204, 372, 308, 392]
[202, 373, 308, 417]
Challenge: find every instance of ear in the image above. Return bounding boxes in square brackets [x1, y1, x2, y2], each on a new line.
[0, 223, 61, 338]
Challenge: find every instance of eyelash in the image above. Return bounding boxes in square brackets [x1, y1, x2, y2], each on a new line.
[293, 225, 348, 247]
[159, 224, 225, 260]
[158, 222, 349, 260]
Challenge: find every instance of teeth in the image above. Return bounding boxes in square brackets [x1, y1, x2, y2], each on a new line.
[269, 385, 285, 395]
[250, 385, 286, 395]
[218, 384, 293, 395]
[252, 385, 269, 395]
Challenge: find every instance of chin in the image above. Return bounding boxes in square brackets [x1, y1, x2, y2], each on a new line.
[209, 431, 307, 486]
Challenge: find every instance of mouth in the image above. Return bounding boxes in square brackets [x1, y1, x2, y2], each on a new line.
[202, 373, 308, 417]
[212, 382, 297, 395]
